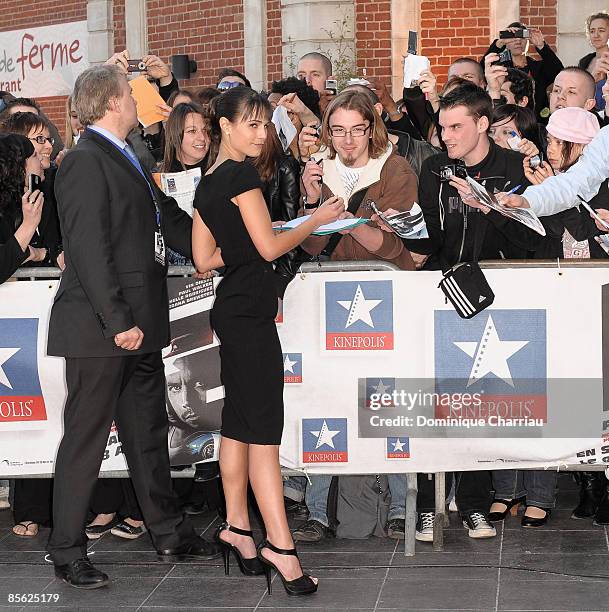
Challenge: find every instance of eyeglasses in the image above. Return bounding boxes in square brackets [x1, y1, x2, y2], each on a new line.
[30, 135, 54, 145]
[328, 124, 371, 138]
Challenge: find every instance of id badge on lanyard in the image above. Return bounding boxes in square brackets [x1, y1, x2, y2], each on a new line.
[153, 207, 165, 266]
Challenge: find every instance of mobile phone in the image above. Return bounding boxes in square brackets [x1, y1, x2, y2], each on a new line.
[325, 79, 338, 95]
[408, 30, 418, 55]
[28, 174, 42, 192]
[127, 59, 147, 72]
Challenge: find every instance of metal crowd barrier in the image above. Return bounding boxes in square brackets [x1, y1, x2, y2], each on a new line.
[8, 262, 609, 556]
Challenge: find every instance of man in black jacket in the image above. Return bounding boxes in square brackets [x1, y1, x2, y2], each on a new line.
[46, 65, 220, 589]
[404, 82, 541, 271]
[402, 83, 541, 542]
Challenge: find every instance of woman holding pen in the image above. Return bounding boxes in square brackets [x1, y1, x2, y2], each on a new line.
[191, 86, 342, 595]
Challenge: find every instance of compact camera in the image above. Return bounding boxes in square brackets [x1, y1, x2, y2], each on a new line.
[127, 59, 147, 72]
[439, 163, 467, 182]
[325, 79, 338, 95]
[499, 28, 529, 39]
[493, 48, 513, 66]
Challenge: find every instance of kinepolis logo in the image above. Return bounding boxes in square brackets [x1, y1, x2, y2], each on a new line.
[386, 436, 410, 459]
[434, 309, 547, 421]
[302, 418, 348, 463]
[324, 280, 393, 350]
[283, 353, 302, 384]
[0, 318, 47, 423]
[366, 378, 396, 409]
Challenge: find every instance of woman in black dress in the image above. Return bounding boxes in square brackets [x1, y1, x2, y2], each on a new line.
[192, 87, 343, 596]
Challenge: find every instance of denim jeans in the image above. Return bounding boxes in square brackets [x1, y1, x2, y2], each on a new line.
[287, 474, 407, 525]
[492, 469, 558, 508]
[387, 474, 406, 520]
[304, 475, 333, 527]
[283, 476, 306, 503]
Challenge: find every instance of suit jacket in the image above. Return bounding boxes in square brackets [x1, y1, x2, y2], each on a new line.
[47, 128, 192, 358]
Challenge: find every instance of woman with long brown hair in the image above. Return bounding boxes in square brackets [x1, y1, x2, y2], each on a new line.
[160, 102, 216, 173]
[249, 122, 302, 296]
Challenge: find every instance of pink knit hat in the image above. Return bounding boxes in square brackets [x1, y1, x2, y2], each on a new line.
[547, 107, 600, 145]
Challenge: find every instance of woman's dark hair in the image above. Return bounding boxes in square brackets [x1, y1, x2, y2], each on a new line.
[0, 111, 49, 138]
[210, 87, 272, 138]
[195, 87, 221, 106]
[559, 140, 581, 172]
[4, 97, 40, 113]
[0, 134, 32, 220]
[270, 76, 321, 118]
[167, 89, 195, 106]
[216, 67, 251, 89]
[250, 122, 283, 183]
[161, 102, 215, 172]
[505, 67, 535, 109]
[491, 104, 542, 150]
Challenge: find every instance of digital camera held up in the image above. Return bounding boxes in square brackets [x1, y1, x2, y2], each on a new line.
[439, 161, 467, 182]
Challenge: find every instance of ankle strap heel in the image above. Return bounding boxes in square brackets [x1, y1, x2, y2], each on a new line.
[217, 521, 254, 537]
[256, 539, 317, 596]
[257, 539, 298, 556]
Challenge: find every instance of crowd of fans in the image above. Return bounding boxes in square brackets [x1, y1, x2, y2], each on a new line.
[2, 15, 609, 547]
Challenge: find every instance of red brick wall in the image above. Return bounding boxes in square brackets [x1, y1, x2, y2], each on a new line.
[267, 0, 283, 85]
[0, 0, 86, 137]
[355, 0, 392, 84]
[0, 0, 85, 32]
[113, 0, 126, 53]
[420, 0, 491, 86]
[520, 0, 558, 55]
[147, 0, 245, 91]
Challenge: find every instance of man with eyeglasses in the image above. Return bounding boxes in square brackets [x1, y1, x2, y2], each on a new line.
[293, 89, 418, 544]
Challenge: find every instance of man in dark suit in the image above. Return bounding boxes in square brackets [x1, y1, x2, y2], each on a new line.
[47, 64, 220, 589]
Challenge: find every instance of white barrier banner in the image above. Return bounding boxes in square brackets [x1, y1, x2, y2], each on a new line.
[0, 21, 89, 97]
[0, 268, 607, 476]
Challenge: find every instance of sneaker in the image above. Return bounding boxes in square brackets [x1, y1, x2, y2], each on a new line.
[386, 518, 405, 540]
[110, 520, 147, 540]
[85, 515, 122, 540]
[462, 512, 496, 539]
[415, 512, 435, 542]
[292, 519, 328, 543]
[284, 497, 309, 520]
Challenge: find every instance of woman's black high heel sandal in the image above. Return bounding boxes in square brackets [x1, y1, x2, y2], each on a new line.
[488, 497, 525, 522]
[214, 522, 265, 576]
[257, 539, 318, 596]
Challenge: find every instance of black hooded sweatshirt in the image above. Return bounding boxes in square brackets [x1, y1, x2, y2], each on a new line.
[405, 139, 542, 270]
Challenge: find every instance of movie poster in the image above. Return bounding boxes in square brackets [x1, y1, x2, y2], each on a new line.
[164, 277, 222, 465]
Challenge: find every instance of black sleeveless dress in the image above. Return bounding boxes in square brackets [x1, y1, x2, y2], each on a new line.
[194, 160, 284, 444]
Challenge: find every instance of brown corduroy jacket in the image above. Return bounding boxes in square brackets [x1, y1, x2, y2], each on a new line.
[300, 145, 418, 270]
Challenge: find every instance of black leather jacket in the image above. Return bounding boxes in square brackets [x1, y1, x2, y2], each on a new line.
[260, 153, 305, 297]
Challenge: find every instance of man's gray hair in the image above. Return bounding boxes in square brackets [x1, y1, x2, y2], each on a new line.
[73, 65, 124, 127]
